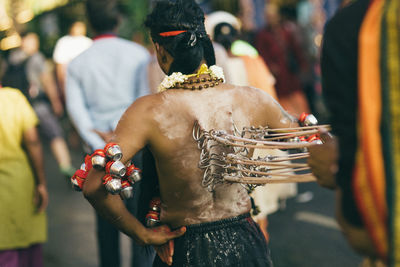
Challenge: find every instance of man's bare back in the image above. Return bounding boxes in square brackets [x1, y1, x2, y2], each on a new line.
[83, 2, 284, 264]
[115, 83, 297, 228]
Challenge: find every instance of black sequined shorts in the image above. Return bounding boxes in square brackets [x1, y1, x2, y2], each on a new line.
[153, 213, 273, 267]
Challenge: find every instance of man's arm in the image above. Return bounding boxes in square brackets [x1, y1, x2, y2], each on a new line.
[65, 65, 106, 150]
[253, 88, 299, 129]
[37, 59, 63, 116]
[253, 88, 337, 188]
[53, 38, 67, 97]
[55, 63, 67, 97]
[83, 95, 185, 245]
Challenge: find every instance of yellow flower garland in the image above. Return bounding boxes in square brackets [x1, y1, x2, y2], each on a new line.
[158, 64, 225, 92]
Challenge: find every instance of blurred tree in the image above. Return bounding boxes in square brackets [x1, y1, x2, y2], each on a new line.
[212, 0, 239, 15]
[118, 0, 150, 45]
[27, 0, 86, 57]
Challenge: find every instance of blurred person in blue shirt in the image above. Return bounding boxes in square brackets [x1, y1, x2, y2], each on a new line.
[65, 0, 154, 266]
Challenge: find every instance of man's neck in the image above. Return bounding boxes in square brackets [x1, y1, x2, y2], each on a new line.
[93, 32, 117, 41]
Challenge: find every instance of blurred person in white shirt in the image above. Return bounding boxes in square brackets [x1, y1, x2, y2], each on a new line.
[53, 21, 92, 97]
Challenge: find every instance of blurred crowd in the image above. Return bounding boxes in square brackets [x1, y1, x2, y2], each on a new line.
[0, 0, 352, 266]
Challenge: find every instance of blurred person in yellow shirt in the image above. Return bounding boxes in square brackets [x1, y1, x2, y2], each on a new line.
[0, 87, 48, 267]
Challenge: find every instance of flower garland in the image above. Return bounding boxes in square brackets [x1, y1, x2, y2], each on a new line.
[158, 64, 225, 92]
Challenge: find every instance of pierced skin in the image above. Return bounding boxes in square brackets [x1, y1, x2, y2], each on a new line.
[83, 83, 298, 245]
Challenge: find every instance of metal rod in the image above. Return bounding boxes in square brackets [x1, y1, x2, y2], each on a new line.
[212, 135, 314, 149]
[224, 175, 317, 184]
[264, 125, 331, 132]
[227, 166, 311, 176]
[227, 158, 308, 167]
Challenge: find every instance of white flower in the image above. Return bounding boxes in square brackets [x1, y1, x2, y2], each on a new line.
[159, 72, 187, 92]
[209, 65, 225, 81]
[158, 65, 225, 92]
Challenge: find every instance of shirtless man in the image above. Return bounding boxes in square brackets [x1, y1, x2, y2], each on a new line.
[83, 1, 298, 266]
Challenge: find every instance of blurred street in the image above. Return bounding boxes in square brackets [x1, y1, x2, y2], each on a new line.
[268, 182, 363, 267]
[42, 139, 362, 267]
[42, 139, 97, 267]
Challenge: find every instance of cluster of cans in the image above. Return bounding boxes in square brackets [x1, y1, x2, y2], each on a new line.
[70, 143, 142, 199]
[145, 197, 161, 228]
[288, 134, 323, 145]
[296, 112, 323, 145]
[299, 112, 319, 127]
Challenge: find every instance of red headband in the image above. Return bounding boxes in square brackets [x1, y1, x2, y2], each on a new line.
[159, 30, 187, 37]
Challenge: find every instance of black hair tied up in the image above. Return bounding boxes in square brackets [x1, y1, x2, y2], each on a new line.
[213, 22, 238, 51]
[145, 0, 216, 75]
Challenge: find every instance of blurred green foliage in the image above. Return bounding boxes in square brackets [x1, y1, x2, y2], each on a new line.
[18, 0, 301, 57]
[22, 0, 151, 57]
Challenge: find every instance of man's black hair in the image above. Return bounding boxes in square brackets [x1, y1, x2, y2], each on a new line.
[144, 0, 216, 75]
[213, 22, 238, 52]
[86, 0, 120, 34]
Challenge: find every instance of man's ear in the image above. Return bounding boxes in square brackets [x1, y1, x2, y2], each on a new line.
[154, 42, 160, 52]
[156, 44, 168, 63]
[155, 43, 166, 57]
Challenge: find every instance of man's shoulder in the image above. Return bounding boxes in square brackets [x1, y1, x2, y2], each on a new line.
[229, 85, 277, 112]
[229, 84, 262, 97]
[124, 93, 160, 118]
[68, 46, 91, 67]
[134, 93, 161, 107]
[69, 38, 149, 66]
[67, 42, 99, 70]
